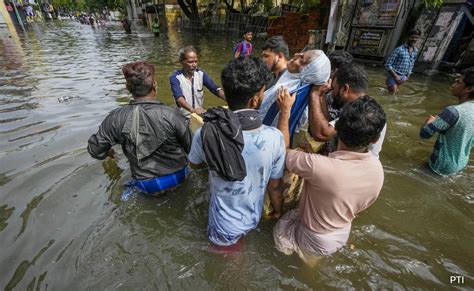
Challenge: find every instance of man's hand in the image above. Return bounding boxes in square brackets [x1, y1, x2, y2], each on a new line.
[425, 115, 437, 125]
[276, 86, 296, 114]
[107, 148, 115, 159]
[271, 211, 282, 219]
[310, 78, 332, 98]
[192, 107, 205, 115]
[217, 89, 225, 100]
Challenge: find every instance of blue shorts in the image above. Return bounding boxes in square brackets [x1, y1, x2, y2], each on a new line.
[122, 167, 188, 200]
[386, 74, 408, 87]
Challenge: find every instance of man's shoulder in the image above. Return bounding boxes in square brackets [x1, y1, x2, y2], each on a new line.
[169, 69, 183, 79]
[259, 125, 284, 138]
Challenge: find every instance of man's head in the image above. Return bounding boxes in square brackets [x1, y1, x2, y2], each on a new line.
[332, 63, 368, 109]
[335, 95, 386, 151]
[122, 61, 156, 98]
[178, 45, 198, 74]
[407, 28, 420, 46]
[262, 36, 289, 72]
[287, 50, 318, 74]
[221, 57, 271, 110]
[451, 67, 474, 99]
[243, 30, 253, 42]
[328, 50, 353, 78]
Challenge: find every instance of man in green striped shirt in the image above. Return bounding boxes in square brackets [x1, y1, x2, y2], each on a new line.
[420, 67, 474, 175]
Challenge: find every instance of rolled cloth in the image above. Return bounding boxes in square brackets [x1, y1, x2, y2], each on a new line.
[201, 108, 262, 181]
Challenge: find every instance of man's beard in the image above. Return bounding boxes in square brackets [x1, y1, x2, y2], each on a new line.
[332, 91, 345, 110]
[270, 58, 280, 72]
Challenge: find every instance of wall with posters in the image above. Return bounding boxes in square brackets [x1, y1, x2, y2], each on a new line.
[347, 0, 413, 59]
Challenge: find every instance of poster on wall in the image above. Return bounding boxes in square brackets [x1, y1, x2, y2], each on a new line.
[353, 0, 402, 27]
[349, 28, 386, 56]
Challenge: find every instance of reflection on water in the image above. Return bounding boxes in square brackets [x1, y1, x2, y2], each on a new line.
[0, 21, 473, 290]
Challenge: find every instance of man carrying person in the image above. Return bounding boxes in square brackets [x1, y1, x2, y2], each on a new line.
[420, 67, 474, 175]
[188, 57, 285, 249]
[88, 61, 192, 198]
[385, 28, 420, 93]
[259, 49, 330, 131]
[324, 50, 353, 120]
[262, 36, 289, 89]
[233, 29, 253, 59]
[274, 89, 386, 265]
[170, 46, 225, 117]
[308, 63, 386, 158]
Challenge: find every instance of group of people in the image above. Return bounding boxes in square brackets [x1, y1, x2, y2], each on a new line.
[87, 34, 473, 264]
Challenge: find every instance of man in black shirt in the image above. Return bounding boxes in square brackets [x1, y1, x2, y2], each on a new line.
[88, 61, 192, 197]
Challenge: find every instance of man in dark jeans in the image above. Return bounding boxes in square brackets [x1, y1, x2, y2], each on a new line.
[88, 61, 192, 199]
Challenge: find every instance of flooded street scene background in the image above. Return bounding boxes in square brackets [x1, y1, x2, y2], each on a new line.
[0, 22, 473, 290]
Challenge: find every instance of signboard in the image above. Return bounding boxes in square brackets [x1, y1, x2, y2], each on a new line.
[352, 0, 402, 27]
[348, 28, 386, 56]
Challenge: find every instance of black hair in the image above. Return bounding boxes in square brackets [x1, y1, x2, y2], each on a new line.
[335, 95, 386, 150]
[335, 63, 368, 93]
[408, 28, 421, 36]
[462, 67, 474, 97]
[462, 67, 474, 87]
[328, 50, 353, 70]
[221, 57, 271, 110]
[178, 45, 197, 62]
[262, 36, 289, 60]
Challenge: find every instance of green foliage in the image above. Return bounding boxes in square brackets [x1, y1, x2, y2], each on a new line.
[421, 0, 443, 7]
[51, 0, 125, 11]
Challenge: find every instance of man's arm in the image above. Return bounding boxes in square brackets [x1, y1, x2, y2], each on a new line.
[385, 48, 402, 82]
[170, 74, 205, 114]
[276, 87, 296, 148]
[202, 72, 225, 100]
[188, 128, 207, 169]
[234, 43, 242, 59]
[173, 112, 194, 154]
[87, 114, 117, 160]
[267, 178, 282, 219]
[308, 82, 336, 141]
[420, 107, 459, 139]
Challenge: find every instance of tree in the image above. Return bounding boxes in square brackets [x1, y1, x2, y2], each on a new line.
[177, 0, 200, 20]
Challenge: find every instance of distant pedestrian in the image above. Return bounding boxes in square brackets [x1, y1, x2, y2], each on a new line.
[122, 18, 132, 34]
[385, 28, 420, 93]
[151, 18, 160, 37]
[419, 67, 474, 175]
[233, 29, 253, 59]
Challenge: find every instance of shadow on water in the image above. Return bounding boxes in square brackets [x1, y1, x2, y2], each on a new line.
[0, 21, 472, 290]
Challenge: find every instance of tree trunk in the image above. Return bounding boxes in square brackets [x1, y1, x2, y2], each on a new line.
[177, 0, 201, 26]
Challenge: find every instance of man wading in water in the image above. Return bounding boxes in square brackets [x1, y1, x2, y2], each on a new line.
[188, 57, 285, 251]
[88, 61, 192, 199]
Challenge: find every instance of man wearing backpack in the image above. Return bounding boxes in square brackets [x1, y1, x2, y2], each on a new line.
[234, 29, 253, 58]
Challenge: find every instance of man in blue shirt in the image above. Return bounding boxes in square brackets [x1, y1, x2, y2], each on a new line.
[385, 29, 420, 93]
[189, 57, 285, 250]
[169, 46, 225, 117]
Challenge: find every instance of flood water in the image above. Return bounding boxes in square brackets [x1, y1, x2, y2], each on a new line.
[0, 21, 473, 290]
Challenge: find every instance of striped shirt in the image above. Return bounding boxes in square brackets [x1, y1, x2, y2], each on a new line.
[420, 102, 474, 175]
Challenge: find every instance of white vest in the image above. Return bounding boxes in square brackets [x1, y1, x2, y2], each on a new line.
[176, 70, 204, 117]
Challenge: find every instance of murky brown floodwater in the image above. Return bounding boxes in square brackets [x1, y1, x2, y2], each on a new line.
[0, 21, 473, 290]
